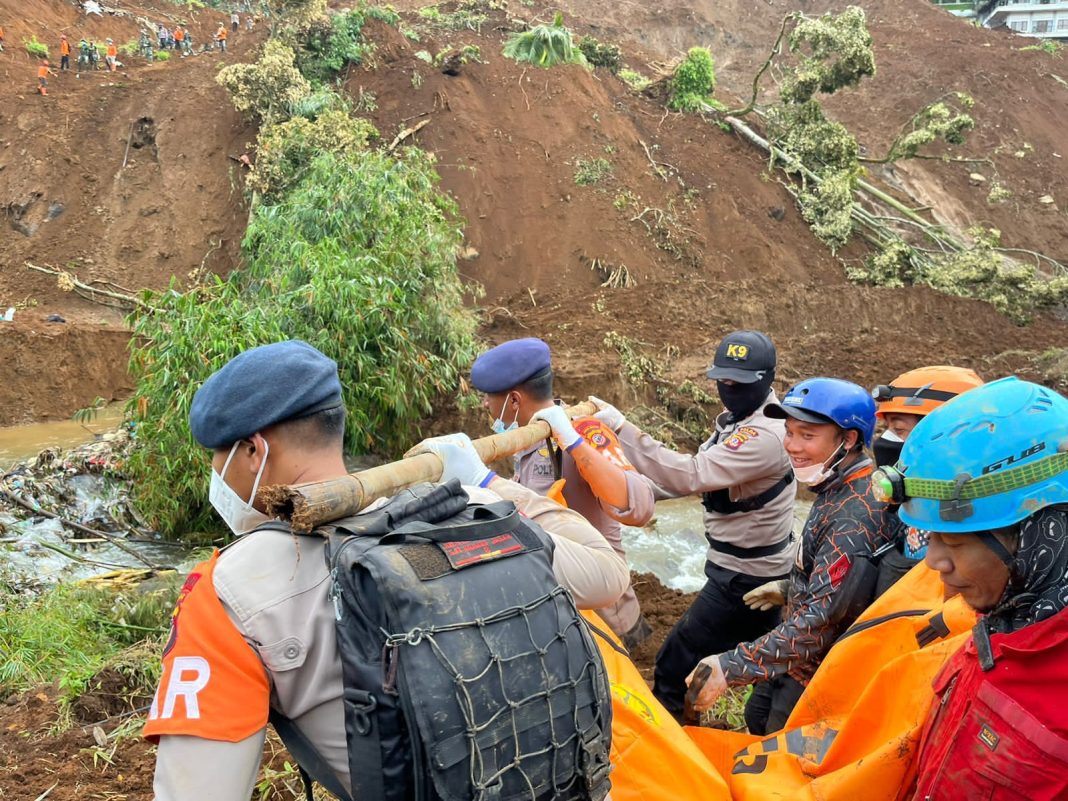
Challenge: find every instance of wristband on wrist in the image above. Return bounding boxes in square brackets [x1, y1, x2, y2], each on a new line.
[564, 435, 584, 453]
[478, 471, 497, 488]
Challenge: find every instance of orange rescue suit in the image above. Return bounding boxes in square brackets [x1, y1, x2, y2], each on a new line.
[688, 564, 977, 801]
[60, 39, 70, 55]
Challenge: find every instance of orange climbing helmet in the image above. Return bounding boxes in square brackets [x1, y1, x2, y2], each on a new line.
[872, 365, 983, 418]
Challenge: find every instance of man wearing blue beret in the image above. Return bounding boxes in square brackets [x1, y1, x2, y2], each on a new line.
[471, 337, 657, 650]
[147, 340, 629, 800]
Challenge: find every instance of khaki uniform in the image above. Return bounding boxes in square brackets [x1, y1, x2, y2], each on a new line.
[513, 428, 656, 634]
[618, 393, 796, 576]
[614, 392, 797, 718]
[151, 478, 628, 801]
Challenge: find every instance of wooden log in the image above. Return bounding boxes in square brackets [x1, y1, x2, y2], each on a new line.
[259, 400, 598, 532]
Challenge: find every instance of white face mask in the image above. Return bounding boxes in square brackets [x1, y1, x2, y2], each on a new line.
[209, 439, 270, 536]
[491, 395, 519, 435]
[794, 441, 847, 487]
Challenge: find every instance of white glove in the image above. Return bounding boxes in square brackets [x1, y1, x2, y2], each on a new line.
[742, 579, 788, 612]
[531, 405, 582, 451]
[684, 655, 728, 719]
[589, 395, 626, 432]
[405, 433, 494, 488]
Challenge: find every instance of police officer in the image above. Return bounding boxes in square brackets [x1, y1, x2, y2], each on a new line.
[591, 330, 796, 720]
[145, 341, 629, 800]
[469, 337, 657, 648]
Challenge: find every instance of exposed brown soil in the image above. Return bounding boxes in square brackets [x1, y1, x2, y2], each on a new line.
[2, 0, 1068, 424]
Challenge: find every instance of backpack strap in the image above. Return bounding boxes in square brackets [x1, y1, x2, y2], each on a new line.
[269, 708, 354, 801]
[382, 501, 520, 543]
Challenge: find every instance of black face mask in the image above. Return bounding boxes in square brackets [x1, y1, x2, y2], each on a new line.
[717, 373, 773, 421]
[873, 434, 904, 469]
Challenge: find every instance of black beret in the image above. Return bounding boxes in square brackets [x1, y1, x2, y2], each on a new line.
[189, 340, 343, 449]
[470, 338, 552, 394]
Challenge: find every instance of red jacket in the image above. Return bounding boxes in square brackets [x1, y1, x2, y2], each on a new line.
[909, 607, 1068, 801]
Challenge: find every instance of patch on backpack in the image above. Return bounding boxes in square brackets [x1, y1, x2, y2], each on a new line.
[978, 723, 1000, 752]
[440, 533, 532, 569]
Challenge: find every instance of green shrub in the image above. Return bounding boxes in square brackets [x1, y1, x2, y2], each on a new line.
[297, 8, 373, 84]
[503, 13, 588, 68]
[669, 46, 716, 112]
[118, 39, 139, 56]
[574, 157, 612, 186]
[24, 35, 49, 58]
[217, 39, 312, 124]
[578, 35, 622, 73]
[128, 149, 478, 538]
[618, 68, 650, 91]
[154, 49, 171, 61]
[366, 4, 401, 26]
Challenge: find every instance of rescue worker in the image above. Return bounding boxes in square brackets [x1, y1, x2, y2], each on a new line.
[685, 377, 900, 734]
[104, 38, 117, 72]
[139, 30, 153, 59]
[871, 366, 983, 595]
[590, 330, 796, 721]
[231, 11, 240, 32]
[215, 24, 227, 52]
[0, 24, 5, 52]
[145, 340, 630, 800]
[469, 337, 657, 648]
[59, 35, 70, 71]
[77, 37, 92, 71]
[172, 25, 183, 54]
[37, 59, 55, 95]
[157, 23, 168, 51]
[890, 377, 1068, 800]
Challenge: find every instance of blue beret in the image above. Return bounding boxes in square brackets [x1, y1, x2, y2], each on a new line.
[470, 338, 552, 394]
[189, 340, 343, 449]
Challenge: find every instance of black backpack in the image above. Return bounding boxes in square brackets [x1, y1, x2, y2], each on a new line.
[269, 480, 613, 801]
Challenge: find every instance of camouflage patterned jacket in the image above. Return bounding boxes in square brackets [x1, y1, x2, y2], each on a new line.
[718, 458, 901, 686]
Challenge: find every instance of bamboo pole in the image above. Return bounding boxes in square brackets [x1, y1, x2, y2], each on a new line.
[259, 401, 598, 532]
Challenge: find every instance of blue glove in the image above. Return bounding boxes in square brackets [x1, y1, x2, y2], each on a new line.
[531, 405, 583, 451]
[406, 433, 495, 488]
[589, 395, 626, 432]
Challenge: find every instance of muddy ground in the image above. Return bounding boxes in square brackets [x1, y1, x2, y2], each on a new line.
[0, 572, 695, 801]
[3, 0, 1068, 426]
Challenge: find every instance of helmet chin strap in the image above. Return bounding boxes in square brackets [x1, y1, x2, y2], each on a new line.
[977, 529, 1016, 568]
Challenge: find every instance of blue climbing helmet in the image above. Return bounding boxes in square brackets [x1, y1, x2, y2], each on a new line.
[767, 377, 877, 447]
[888, 377, 1068, 533]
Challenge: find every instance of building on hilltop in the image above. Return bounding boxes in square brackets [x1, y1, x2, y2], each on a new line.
[932, 0, 1068, 38]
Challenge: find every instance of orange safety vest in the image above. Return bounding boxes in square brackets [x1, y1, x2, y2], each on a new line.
[38, 65, 49, 78]
[217, 27, 227, 40]
[143, 551, 269, 742]
[60, 39, 70, 55]
[174, 28, 184, 41]
[582, 611, 730, 801]
[688, 564, 977, 801]
[106, 44, 117, 57]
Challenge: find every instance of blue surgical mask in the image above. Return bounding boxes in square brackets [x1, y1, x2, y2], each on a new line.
[491, 395, 519, 435]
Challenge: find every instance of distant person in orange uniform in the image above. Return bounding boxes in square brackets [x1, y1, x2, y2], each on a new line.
[105, 37, 118, 71]
[173, 25, 184, 52]
[59, 34, 71, 71]
[38, 60, 55, 95]
[0, 25, 6, 52]
[215, 24, 227, 52]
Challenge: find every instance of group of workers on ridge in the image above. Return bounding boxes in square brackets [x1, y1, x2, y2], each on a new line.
[141, 329, 1068, 801]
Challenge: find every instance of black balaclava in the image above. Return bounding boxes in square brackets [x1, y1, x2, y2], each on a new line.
[717, 371, 775, 422]
[983, 505, 1068, 635]
[873, 431, 905, 469]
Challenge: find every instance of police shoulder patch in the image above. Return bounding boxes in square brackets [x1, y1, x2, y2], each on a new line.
[724, 426, 759, 451]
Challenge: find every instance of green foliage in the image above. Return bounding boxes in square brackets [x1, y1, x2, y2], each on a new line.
[24, 35, 49, 58]
[781, 6, 874, 103]
[73, 396, 108, 425]
[766, 100, 858, 172]
[797, 168, 857, 250]
[287, 86, 349, 119]
[128, 149, 478, 537]
[669, 47, 716, 112]
[118, 39, 140, 57]
[883, 94, 975, 161]
[848, 228, 1068, 323]
[249, 109, 378, 197]
[618, 68, 651, 91]
[267, 0, 329, 38]
[1018, 39, 1063, 57]
[297, 8, 374, 84]
[217, 39, 312, 124]
[416, 1, 490, 32]
[0, 579, 177, 707]
[366, 4, 401, 26]
[578, 35, 622, 73]
[503, 13, 588, 68]
[154, 49, 172, 61]
[574, 157, 612, 186]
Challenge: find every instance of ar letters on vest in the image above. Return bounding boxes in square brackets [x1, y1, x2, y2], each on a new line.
[274, 480, 614, 801]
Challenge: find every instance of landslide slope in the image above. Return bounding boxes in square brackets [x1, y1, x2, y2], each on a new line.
[0, 0, 257, 424]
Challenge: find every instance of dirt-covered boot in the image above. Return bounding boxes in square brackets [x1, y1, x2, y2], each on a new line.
[621, 614, 653, 651]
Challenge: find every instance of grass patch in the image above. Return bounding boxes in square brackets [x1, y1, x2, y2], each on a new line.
[574, 157, 612, 186]
[24, 35, 49, 58]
